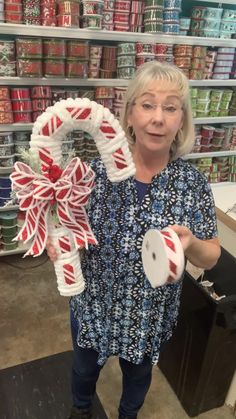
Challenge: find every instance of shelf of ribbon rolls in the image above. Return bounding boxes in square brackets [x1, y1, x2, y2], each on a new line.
[0, 78, 236, 87]
[0, 23, 236, 48]
[194, 116, 236, 124]
[184, 150, 236, 159]
[0, 78, 130, 87]
[0, 117, 236, 133]
[0, 242, 30, 256]
[194, 0, 236, 4]
[0, 204, 18, 212]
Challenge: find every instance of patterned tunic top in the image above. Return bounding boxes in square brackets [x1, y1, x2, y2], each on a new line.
[70, 157, 218, 366]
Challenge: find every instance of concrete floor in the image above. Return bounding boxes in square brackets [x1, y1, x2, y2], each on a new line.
[0, 253, 234, 419]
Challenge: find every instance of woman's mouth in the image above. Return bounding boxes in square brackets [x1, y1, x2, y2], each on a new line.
[148, 133, 164, 137]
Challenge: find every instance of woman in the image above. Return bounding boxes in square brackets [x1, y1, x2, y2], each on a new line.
[47, 61, 221, 419]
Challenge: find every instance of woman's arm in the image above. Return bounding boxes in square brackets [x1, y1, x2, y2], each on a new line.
[170, 224, 221, 270]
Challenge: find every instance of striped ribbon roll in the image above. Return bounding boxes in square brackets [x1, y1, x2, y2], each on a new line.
[142, 227, 185, 287]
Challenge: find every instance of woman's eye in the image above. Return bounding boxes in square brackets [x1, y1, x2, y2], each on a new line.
[164, 105, 177, 113]
[142, 103, 154, 110]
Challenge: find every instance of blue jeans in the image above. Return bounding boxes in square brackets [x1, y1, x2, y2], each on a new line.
[70, 311, 153, 418]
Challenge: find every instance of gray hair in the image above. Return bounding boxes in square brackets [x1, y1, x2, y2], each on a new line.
[120, 61, 195, 159]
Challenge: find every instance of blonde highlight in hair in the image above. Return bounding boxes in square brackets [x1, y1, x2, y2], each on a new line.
[120, 61, 195, 159]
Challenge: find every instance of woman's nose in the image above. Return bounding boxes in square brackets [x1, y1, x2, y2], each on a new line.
[151, 105, 164, 123]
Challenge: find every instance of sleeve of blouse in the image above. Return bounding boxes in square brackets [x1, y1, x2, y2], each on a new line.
[160, 174, 218, 347]
[191, 174, 218, 240]
[160, 281, 183, 346]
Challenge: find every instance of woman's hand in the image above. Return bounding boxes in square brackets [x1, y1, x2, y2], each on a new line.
[46, 237, 58, 262]
[168, 224, 221, 270]
[168, 224, 194, 251]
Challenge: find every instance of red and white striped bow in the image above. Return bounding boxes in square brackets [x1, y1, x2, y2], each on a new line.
[10, 156, 97, 257]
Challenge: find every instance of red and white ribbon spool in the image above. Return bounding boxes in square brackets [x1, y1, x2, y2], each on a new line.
[11, 98, 135, 296]
[141, 227, 185, 288]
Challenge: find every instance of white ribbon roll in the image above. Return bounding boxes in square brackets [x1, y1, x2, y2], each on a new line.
[142, 227, 185, 288]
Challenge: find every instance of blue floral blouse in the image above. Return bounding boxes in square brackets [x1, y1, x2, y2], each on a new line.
[70, 157, 218, 366]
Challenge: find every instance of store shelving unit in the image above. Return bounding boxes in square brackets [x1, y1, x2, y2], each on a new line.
[194, 0, 236, 4]
[0, 205, 25, 256]
[0, 116, 235, 133]
[0, 3, 236, 255]
[184, 150, 236, 159]
[0, 22, 236, 47]
[0, 77, 236, 88]
[0, 205, 18, 212]
[0, 242, 30, 256]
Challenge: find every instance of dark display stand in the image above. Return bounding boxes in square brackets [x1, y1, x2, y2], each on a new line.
[159, 247, 236, 417]
[0, 350, 108, 419]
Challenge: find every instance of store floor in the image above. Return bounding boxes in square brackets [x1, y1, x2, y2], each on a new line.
[0, 253, 234, 419]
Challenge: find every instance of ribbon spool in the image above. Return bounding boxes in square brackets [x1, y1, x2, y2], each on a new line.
[141, 227, 185, 288]
[11, 97, 135, 296]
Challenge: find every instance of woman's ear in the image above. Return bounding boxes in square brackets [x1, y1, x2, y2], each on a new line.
[127, 114, 132, 127]
[180, 112, 184, 130]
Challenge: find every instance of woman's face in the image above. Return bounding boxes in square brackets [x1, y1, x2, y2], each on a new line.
[127, 80, 184, 158]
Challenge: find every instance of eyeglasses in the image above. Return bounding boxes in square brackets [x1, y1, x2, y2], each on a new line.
[133, 101, 183, 116]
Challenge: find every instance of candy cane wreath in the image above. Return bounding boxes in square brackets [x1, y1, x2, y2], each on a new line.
[10, 98, 136, 296]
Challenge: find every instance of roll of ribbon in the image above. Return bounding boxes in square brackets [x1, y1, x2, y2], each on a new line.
[0, 175, 11, 188]
[0, 40, 15, 61]
[0, 144, 14, 157]
[142, 227, 185, 287]
[13, 111, 32, 123]
[0, 87, 10, 100]
[95, 86, 114, 99]
[117, 42, 136, 55]
[5, 11, 23, 23]
[82, 14, 102, 29]
[67, 41, 89, 59]
[32, 98, 52, 111]
[30, 86, 52, 99]
[43, 59, 65, 77]
[11, 100, 32, 112]
[5, 3, 22, 12]
[0, 62, 16, 77]
[136, 55, 155, 67]
[57, 13, 80, 27]
[65, 60, 88, 78]
[117, 66, 136, 79]
[102, 11, 114, 26]
[16, 59, 42, 77]
[43, 39, 66, 59]
[16, 38, 42, 58]
[0, 112, 14, 124]
[0, 101, 12, 112]
[0, 132, 14, 145]
[58, 0, 80, 15]
[136, 42, 155, 55]
[104, 0, 114, 10]
[82, 0, 104, 15]
[164, 0, 181, 10]
[10, 87, 30, 100]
